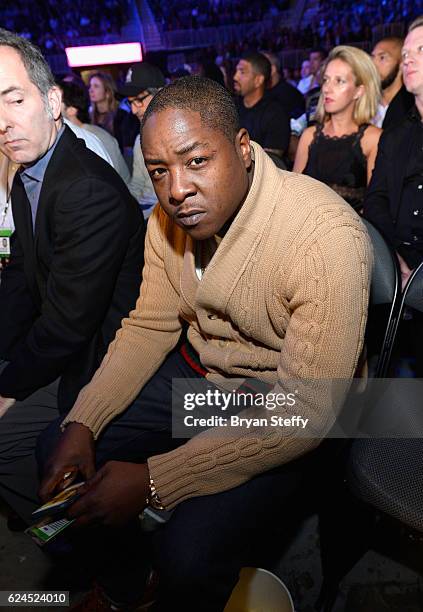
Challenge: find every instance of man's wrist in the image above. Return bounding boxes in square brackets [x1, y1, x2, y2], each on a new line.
[62, 420, 94, 438]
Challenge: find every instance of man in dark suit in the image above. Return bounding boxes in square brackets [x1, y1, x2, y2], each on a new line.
[371, 36, 414, 129]
[0, 29, 145, 522]
[365, 16, 423, 375]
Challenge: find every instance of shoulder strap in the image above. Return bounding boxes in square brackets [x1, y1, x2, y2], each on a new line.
[355, 123, 369, 141]
[309, 123, 322, 146]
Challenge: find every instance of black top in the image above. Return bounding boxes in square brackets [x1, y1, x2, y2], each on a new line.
[304, 123, 368, 210]
[236, 95, 290, 153]
[265, 79, 305, 119]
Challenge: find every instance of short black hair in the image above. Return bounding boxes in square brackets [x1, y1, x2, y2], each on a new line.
[261, 51, 281, 73]
[240, 51, 271, 85]
[141, 76, 240, 142]
[310, 47, 328, 60]
[59, 80, 90, 124]
[374, 35, 404, 48]
[197, 58, 225, 87]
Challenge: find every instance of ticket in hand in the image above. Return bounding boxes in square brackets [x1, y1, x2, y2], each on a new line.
[26, 516, 75, 546]
[32, 482, 85, 520]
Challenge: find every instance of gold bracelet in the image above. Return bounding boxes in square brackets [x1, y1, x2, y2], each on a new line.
[146, 475, 165, 510]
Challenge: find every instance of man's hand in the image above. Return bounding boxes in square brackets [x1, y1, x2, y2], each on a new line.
[67, 461, 150, 528]
[397, 252, 414, 291]
[0, 395, 16, 418]
[39, 422, 95, 502]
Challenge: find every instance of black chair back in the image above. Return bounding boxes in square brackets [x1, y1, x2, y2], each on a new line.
[361, 219, 402, 378]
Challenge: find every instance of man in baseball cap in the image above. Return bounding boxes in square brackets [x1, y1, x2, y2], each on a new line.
[119, 62, 166, 218]
[118, 62, 166, 101]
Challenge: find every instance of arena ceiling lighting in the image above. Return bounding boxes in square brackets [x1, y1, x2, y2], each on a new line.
[65, 42, 142, 67]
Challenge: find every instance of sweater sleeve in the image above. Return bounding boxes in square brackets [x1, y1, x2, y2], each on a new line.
[62, 207, 184, 436]
[148, 220, 372, 509]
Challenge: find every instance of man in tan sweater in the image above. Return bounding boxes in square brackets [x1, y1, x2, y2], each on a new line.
[36, 77, 372, 611]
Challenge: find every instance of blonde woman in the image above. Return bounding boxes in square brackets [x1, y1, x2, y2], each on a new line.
[88, 71, 118, 136]
[294, 46, 381, 211]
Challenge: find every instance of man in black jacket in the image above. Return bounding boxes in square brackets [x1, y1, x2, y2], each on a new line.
[0, 29, 145, 521]
[365, 16, 423, 375]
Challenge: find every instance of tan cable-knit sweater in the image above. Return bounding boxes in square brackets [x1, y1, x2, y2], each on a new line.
[63, 142, 372, 509]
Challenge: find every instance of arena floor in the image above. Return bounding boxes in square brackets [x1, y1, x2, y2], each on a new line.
[1, 509, 422, 611]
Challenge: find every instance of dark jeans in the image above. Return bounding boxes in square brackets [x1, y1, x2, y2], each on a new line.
[0, 360, 60, 523]
[37, 350, 321, 611]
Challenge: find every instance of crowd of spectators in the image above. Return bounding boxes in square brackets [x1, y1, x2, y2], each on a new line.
[1, 0, 421, 61]
[148, 0, 423, 69]
[309, 0, 421, 49]
[0, 0, 131, 54]
[164, 0, 420, 92]
[150, 0, 289, 32]
[149, 0, 423, 48]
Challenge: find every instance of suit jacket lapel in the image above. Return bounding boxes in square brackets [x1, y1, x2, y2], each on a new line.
[33, 126, 75, 247]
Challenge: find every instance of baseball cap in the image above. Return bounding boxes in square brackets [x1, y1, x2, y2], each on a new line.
[118, 62, 166, 97]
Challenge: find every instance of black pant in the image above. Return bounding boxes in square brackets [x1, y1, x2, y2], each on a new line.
[0, 360, 60, 524]
[37, 350, 321, 611]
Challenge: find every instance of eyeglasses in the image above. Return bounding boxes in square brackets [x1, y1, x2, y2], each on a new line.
[128, 93, 151, 107]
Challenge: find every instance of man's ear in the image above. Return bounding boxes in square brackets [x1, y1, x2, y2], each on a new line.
[47, 86, 62, 121]
[236, 128, 252, 168]
[254, 73, 265, 89]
